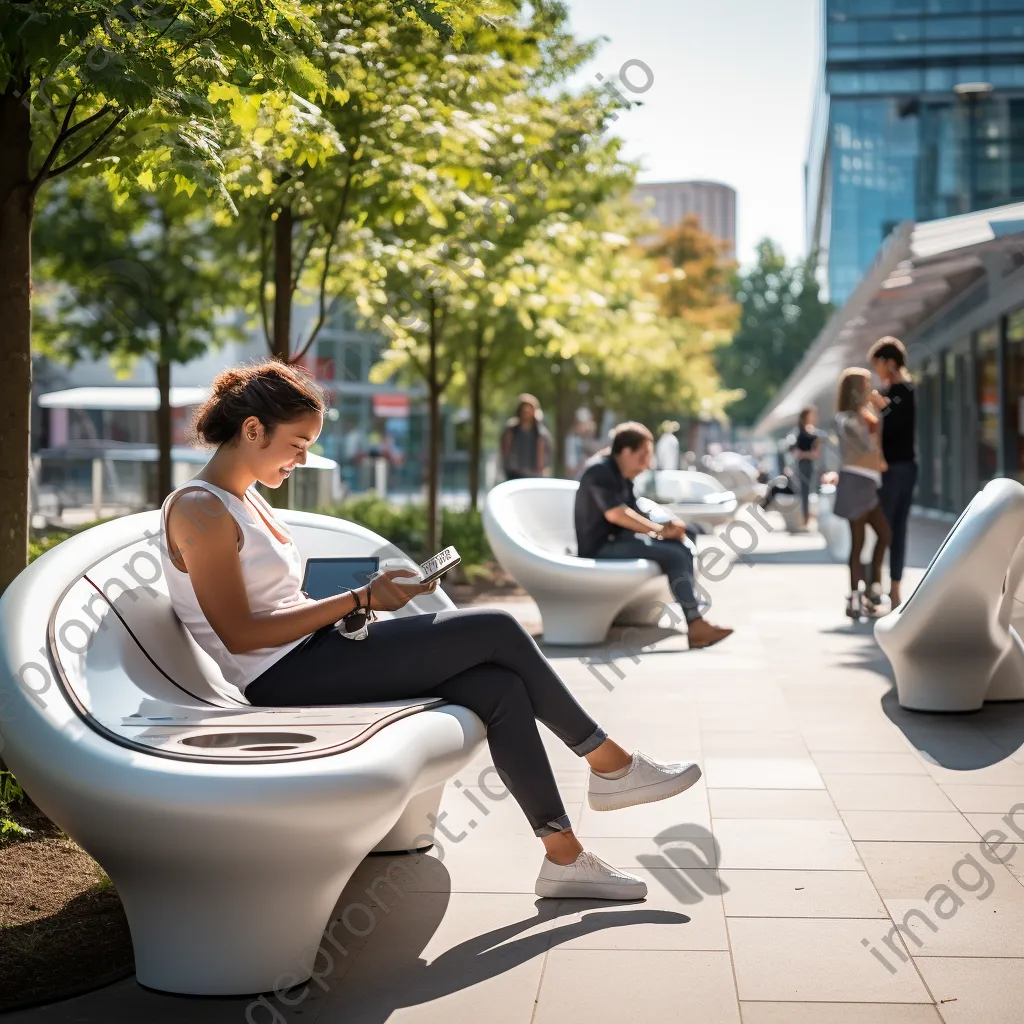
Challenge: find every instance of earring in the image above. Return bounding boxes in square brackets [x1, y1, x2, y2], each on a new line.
[247, 431, 257, 441]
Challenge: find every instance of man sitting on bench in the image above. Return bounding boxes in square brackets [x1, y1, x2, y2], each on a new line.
[575, 422, 734, 650]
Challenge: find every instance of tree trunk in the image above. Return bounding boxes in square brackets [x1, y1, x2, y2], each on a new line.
[0, 81, 34, 594]
[155, 354, 173, 502]
[267, 203, 295, 508]
[467, 326, 487, 511]
[551, 361, 572, 478]
[426, 293, 442, 552]
[272, 203, 293, 363]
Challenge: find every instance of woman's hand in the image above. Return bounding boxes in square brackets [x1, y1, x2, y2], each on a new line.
[365, 568, 438, 611]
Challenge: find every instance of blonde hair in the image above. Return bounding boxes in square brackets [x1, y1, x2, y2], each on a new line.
[836, 368, 877, 424]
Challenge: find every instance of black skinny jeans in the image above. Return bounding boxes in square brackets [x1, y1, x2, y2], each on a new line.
[245, 608, 606, 837]
[595, 533, 704, 624]
[797, 460, 816, 523]
[879, 460, 917, 583]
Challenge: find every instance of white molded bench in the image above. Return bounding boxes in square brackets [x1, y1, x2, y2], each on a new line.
[0, 510, 485, 996]
[634, 470, 739, 528]
[483, 479, 676, 645]
[874, 478, 1024, 711]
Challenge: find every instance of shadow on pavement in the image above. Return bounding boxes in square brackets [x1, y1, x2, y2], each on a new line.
[271, 856, 692, 1022]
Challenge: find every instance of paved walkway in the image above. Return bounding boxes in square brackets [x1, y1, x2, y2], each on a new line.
[11, 511, 1024, 1023]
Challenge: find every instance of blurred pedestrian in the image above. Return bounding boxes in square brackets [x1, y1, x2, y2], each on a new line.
[566, 409, 602, 478]
[870, 336, 916, 609]
[501, 393, 552, 480]
[788, 406, 822, 529]
[655, 420, 681, 472]
[833, 368, 891, 620]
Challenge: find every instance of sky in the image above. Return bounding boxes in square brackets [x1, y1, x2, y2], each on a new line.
[564, 0, 822, 269]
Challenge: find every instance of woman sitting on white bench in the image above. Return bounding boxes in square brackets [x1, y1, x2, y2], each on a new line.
[162, 360, 703, 902]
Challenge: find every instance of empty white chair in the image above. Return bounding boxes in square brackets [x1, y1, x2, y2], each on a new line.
[702, 452, 760, 504]
[0, 510, 485, 996]
[483, 479, 674, 645]
[874, 478, 1024, 711]
[633, 470, 739, 528]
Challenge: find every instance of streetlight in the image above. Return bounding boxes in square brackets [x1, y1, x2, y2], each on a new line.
[953, 81, 993, 214]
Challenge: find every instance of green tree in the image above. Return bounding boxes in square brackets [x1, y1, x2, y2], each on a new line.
[360, 1, 617, 544]
[0, 0, 328, 593]
[717, 239, 832, 427]
[33, 179, 246, 501]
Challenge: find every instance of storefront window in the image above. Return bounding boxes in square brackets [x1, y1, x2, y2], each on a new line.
[1006, 310, 1024, 483]
[977, 325, 999, 484]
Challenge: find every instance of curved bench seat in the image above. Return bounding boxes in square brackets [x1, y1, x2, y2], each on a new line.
[483, 479, 676, 645]
[875, 478, 1024, 711]
[0, 509, 485, 995]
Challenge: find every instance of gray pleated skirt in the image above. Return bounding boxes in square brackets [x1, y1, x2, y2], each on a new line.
[834, 470, 880, 521]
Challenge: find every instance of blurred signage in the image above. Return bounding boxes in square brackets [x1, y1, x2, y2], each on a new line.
[373, 393, 410, 418]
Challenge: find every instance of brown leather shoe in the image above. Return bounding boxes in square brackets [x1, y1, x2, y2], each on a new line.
[687, 618, 734, 650]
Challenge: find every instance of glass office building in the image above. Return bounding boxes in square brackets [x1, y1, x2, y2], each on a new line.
[807, 0, 1024, 304]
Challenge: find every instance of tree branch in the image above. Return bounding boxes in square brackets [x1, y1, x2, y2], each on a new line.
[48, 108, 130, 179]
[29, 95, 79, 197]
[291, 146, 360, 363]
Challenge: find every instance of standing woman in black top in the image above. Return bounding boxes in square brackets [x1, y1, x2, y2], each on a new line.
[870, 336, 917, 609]
[790, 406, 822, 529]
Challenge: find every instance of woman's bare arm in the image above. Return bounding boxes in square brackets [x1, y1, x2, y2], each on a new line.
[167, 491, 363, 653]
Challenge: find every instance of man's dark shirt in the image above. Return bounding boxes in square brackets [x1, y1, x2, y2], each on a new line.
[575, 454, 645, 557]
[881, 381, 916, 464]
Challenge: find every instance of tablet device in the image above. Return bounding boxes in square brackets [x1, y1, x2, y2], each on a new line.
[301, 557, 380, 601]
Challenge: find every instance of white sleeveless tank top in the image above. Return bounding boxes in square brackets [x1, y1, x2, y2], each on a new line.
[160, 480, 307, 694]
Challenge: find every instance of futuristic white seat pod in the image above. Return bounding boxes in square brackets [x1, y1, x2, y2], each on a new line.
[483, 479, 676, 645]
[0, 510, 485, 996]
[633, 470, 739, 529]
[874, 478, 1024, 712]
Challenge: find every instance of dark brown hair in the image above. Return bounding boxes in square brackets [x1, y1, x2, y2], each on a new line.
[610, 421, 654, 455]
[868, 335, 913, 382]
[190, 359, 327, 447]
[798, 406, 815, 428]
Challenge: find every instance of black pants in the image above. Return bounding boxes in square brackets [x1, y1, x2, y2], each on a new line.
[879, 460, 917, 583]
[245, 608, 606, 837]
[797, 460, 816, 523]
[595, 533, 704, 623]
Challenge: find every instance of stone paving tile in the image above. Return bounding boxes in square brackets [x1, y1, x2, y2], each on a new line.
[533, 950, 740, 1024]
[854, 840, 1024, 899]
[728, 917, 932, 1003]
[914, 956, 1024, 1024]
[700, 730, 810, 756]
[548, 868, 728, 951]
[709, 788, 840, 819]
[720, 869, 888, 919]
[937, 784, 1024, 813]
[823, 775, 956, 812]
[812, 752, 931, 776]
[881, 896, 1024, 957]
[739, 1004, 943, 1023]
[712, 818, 863, 871]
[704, 756, 825, 790]
[839, 811, 980, 843]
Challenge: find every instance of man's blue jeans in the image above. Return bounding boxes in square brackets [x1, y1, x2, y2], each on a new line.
[594, 533, 704, 624]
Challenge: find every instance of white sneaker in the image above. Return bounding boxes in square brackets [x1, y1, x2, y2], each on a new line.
[535, 850, 647, 900]
[588, 751, 702, 812]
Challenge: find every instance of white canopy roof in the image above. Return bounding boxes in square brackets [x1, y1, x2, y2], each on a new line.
[38, 387, 211, 410]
